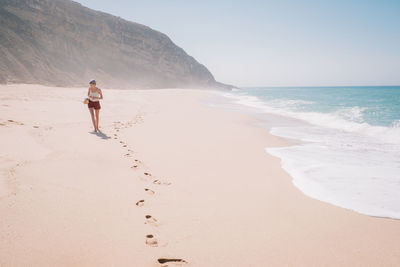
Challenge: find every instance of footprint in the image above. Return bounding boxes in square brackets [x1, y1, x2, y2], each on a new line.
[125, 153, 132, 157]
[145, 234, 158, 247]
[138, 172, 152, 181]
[139, 172, 156, 182]
[131, 159, 143, 169]
[1, 119, 24, 126]
[153, 179, 171, 186]
[136, 199, 145, 207]
[123, 145, 127, 147]
[145, 215, 159, 226]
[144, 188, 155, 195]
[157, 258, 188, 266]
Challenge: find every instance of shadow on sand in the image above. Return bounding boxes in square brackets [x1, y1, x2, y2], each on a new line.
[89, 130, 111, 140]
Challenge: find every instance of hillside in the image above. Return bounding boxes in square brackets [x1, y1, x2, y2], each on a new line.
[0, 0, 233, 89]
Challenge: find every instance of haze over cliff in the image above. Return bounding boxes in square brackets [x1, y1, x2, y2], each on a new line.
[0, 0, 233, 89]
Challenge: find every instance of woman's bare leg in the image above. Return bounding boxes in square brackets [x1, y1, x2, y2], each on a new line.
[95, 109, 100, 131]
[89, 108, 96, 131]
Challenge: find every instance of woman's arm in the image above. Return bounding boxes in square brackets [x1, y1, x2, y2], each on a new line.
[98, 88, 103, 100]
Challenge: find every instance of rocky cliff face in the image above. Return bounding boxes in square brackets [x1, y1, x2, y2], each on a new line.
[0, 0, 233, 89]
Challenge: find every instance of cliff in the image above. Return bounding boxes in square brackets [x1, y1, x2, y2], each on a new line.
[0, 0, 233, 89]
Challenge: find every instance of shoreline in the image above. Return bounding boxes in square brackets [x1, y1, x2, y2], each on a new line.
[210, 88, 400, 220]
[0, 84, 399, 266]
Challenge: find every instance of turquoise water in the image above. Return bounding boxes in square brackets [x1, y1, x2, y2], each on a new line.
[241, 86, 400, 127]
[216, 86, 400, 219]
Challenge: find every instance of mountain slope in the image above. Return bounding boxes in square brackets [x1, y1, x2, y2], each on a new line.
[0, 0, 233, 89]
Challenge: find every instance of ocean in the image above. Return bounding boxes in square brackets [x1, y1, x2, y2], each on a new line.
[212, 86, 400, 219]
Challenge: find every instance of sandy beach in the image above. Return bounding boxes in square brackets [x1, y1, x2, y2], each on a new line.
[0, 84, 399, 267]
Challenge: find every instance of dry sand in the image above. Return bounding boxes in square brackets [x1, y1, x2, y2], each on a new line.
[0, 84, 399, 267]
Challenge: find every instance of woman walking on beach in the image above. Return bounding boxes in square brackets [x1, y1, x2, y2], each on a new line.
[87, 80, 103, 132]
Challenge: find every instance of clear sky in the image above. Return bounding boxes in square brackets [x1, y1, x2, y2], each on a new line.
[75, 0, 400, 87]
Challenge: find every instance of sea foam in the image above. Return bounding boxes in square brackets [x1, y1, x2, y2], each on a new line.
[215, 87, 400, 219]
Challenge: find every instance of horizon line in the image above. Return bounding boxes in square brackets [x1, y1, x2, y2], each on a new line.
[237, 84, 400, 89]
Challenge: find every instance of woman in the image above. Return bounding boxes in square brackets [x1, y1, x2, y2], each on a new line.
[87, 80, 103, 132]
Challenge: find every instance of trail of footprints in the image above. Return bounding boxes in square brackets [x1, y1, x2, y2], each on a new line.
[112, 118, 188, 266]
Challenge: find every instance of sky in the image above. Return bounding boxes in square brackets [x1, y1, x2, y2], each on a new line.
[75, 0, 400, 87]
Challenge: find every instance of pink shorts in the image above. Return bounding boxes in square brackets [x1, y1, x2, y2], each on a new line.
[88, 100, 101, 110]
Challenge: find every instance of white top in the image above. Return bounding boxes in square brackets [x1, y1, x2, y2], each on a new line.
[88, 88, 100, 102]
